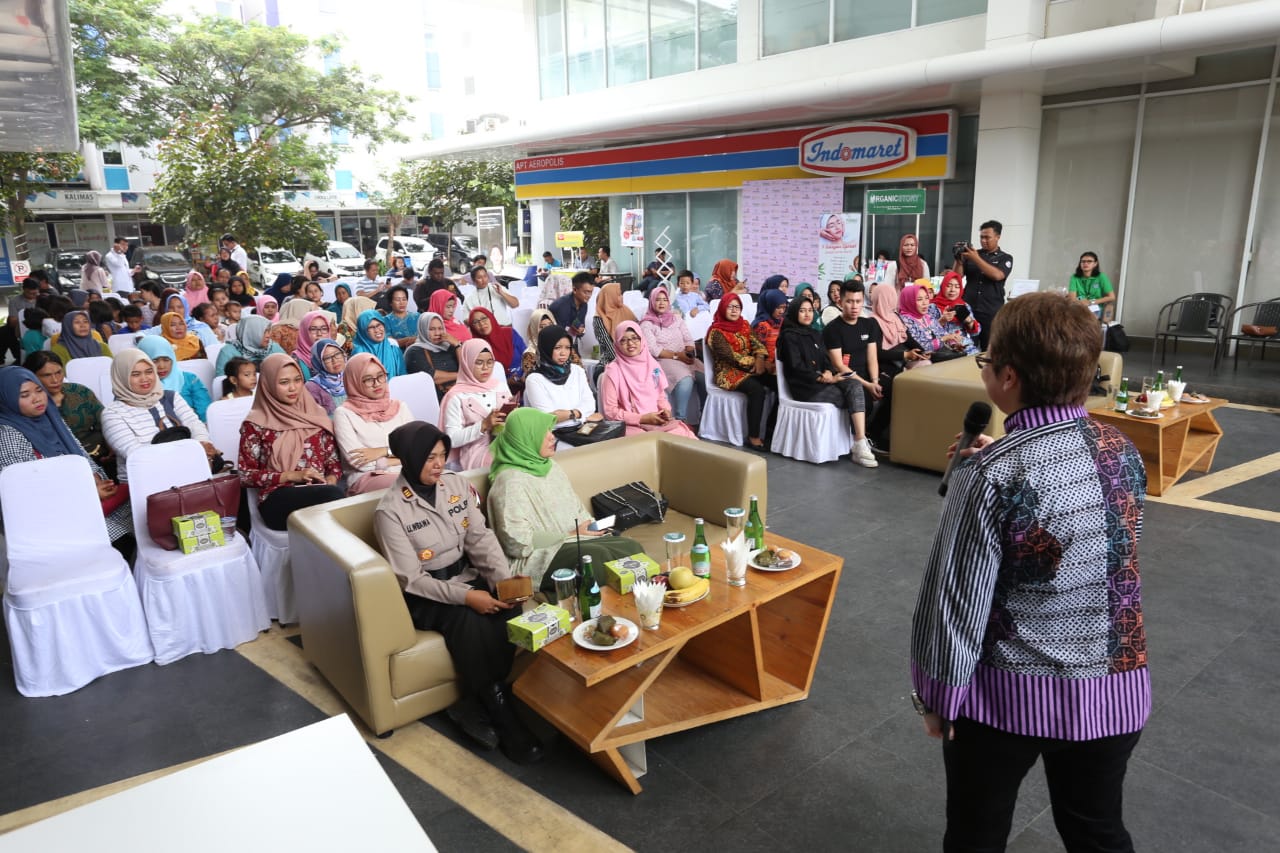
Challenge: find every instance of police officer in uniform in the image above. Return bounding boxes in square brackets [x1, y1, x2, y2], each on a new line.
[375, 420, 545, 764]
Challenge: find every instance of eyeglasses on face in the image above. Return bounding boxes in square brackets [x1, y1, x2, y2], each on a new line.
[619, 334, 642, 344]
[308, 324, 330, 334]
[974, 354, 998, 371]
[361, 372, 388, 388]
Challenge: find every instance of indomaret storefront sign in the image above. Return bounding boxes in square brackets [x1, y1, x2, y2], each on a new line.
[513, 109, 955, 200]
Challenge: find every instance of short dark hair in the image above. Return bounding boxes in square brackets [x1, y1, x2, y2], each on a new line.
[1074, 251, 1102, 279]
[980, 220, 1003, 235]
[21, 278, 38, 290]
[222, 357, 255, 396]
[88, 301, 115, 326]
[542, 251, 554, 258]
[388, 285, 409, 301]
[599, 245, 611, 257]
[27, 269, 49, 284]
[428, 258, 444, 271]
[113, 236, 129, 245]
[221, 233, 237, 243]
[192, 302, 219, 324]
[24, 349, 63, 372]
[22, 307, 48, 331]
[469, 265, 488, 280]
[473, 254, 487, 264]
[402, 267, 418, 280]
[571, 271, 595, 289]
[989, 292, 1099, 408]
[677, 269, 695, 282]
[364, 259, 379, 273]
[840, 279, 866, 298]
[120, 304, 143, 320]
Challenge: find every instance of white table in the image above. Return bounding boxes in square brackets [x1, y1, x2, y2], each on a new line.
[0, 716, 437, 852]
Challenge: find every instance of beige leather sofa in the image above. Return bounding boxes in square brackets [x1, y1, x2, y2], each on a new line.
[890, 352, 1124, 473]
[288, 431, 768, 737]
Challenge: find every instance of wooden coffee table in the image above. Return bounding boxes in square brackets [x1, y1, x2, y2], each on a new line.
[514, 534, 842, 794]
[1087, 397, 1227, 496]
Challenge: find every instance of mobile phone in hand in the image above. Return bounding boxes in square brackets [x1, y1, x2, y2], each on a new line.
[589, 515, 615, 532]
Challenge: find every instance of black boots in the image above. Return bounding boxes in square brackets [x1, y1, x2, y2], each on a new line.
[479, 682, 546, 765]
[446, 695, 499, 751]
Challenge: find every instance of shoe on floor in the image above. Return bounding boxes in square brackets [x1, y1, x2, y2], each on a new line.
[851, 439, 879, 468]
[480, 683, 547, 765]
[446, 695, 499, 751]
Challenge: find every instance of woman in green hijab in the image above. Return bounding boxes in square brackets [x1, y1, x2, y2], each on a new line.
[487, 408, 642, 593]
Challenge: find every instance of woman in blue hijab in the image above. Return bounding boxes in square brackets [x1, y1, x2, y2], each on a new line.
[136, 336, 211, 422]
[350, 309, 406, 378]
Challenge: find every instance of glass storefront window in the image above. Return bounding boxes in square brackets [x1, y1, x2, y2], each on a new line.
[762, 0, 828, 57]
[689, 190, 737, 280]
[834, 0, 910, 43]
[699, 0, 737, 69]
[608, 0, 648, 86]
[567, 0, 606, 95]
[916, 0, 986, 27]
[537, 0, 566, 99]
[651, 0, 696, 79]
[643, 193, 689, 277]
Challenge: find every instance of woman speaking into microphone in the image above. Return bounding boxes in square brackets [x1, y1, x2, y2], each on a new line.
[910, 292, 1150, 852]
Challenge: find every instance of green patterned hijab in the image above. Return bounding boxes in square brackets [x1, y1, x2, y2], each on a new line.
[488, 407, 557, 482]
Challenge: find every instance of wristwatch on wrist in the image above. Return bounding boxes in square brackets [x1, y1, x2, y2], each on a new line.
[911, 690, 929, 716]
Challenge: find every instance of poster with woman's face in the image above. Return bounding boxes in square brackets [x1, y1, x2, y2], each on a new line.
[817, 212, 861, 281]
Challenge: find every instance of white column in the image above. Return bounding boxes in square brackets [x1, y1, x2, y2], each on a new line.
[528, 198, 561, 260]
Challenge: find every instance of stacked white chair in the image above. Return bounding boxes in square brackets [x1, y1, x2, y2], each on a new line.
[127, 440, 269, 662]
[65, 356, 113, 397]
[1, 456, 154, 696]
[771, 360, 852, 463]
[622, 289, 648, 316]
[179, 358, 216, 396]
[108, 332, 141, 352]
[204, 396, 293, 623]
[388, 372, 441, 424]
[510, 307, 533, 341]
[698, 344, 773, 446]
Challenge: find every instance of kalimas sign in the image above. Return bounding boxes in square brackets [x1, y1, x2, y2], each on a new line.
[798, 123, 916, 177]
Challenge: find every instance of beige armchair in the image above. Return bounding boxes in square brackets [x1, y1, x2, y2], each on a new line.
[288, 432, 768, 737]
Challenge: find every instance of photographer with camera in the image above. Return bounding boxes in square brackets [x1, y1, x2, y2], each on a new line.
[951, 220, 1013, 350]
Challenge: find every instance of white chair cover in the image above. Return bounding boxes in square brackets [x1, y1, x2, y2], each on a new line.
[770, 360, 852, 464]
[1, 456, 153, 696]
[65, 356, 113, 396]
[518, 285, 541, 307]
[108, 332, 141, 353]
[698, 343, 772, 446]
[127, 440, 269, 664]
[622, 290, 647, 317]
[246, 488, 295, 624]
[205, 342, 224, 369]
[206, 396, 254, 461]
[388, 373, 441, 424]
[179, 358, 216, 395]
[510, 307, 533, 338]
[686, 310, 713, 342]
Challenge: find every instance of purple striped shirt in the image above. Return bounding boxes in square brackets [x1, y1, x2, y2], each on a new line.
[911, 404, 1150, 740]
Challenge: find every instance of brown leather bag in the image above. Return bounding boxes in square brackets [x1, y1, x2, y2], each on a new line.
[1242, 324, 1278, 337]
[145, 473, 241, 550]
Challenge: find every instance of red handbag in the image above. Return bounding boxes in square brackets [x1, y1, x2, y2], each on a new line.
[145, 473, 241, 550]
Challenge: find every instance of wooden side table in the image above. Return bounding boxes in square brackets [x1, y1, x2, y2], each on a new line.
[1087, 397, 1227, 496]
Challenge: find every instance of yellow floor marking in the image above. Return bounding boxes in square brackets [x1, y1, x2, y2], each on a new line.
[236, 628, 632, 853]
[1224, 403, 1280, 414]
[1146, 494, 1280, 524]
[0, 751, 230, 833]
[1158, 452, 1280, 500]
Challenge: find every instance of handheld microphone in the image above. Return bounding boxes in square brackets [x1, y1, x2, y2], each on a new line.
[938, 401, 992, 497]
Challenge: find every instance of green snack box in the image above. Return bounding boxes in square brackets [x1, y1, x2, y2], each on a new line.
[172, 511, 226, 553]
[602, 553, 661, 595]
[177, 529, 226, 554]
[507, 603, 571, 652]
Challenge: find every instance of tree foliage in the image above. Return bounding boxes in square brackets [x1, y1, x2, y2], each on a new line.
[0, 153, 85, 255]
[149, 109, 325, 257]
[70, 0, 409, 183]
[560, 199, 608, 251]
[410, 159, 515, 233]
[364, 162, 425, 264]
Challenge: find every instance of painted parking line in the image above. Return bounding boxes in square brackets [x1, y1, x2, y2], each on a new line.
[1148, 450, 1280, 523]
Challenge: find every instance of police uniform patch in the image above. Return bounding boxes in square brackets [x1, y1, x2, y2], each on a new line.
[449, 495, 461, 504]
[402, 487, 414, 499]
[461, 517, 470, 529]
[417, 548, 434, 561]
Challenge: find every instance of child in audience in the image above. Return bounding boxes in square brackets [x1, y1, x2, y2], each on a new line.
[120, 304, 146, 333]
[672, 269, 711, 318]
[21, 308, 49, 360]
[221, 356, 258, 399]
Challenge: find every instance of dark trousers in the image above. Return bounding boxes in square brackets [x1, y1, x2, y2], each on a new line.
[403, 580, 515, 698]
[942, 717, 1141, 853]
[0, 323, 20, 362]
[974, 308, 1000, 351]
[257, 484, 346, 531]
[735, 374, 777, 441]
[865, 372, 895, 447]
[801, 376, 865, 414]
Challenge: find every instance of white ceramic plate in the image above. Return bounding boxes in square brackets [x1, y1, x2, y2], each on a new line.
[748, 547, 802, 572]
[1179, 395, 1211, 404]
[573, 617, 638, 651]
[663, 587, 709, 608]
[1127, 410, 1162, 420]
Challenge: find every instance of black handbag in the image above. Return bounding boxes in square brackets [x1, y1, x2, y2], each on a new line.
[590, 481, 668, 533]
[553, 419, 626, 447]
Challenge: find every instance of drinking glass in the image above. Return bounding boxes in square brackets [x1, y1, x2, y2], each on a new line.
[663, 532, 687, 574]
[723, 507, 745, 544]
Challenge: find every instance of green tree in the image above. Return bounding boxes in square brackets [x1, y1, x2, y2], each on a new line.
[149, 109, 325, 257]
[560, 199, 608, 252]
[0, 153, 85, 260]
[364, 162, 424, 265]
[412, 159, 516, 241]
[70, 0, 409, 184]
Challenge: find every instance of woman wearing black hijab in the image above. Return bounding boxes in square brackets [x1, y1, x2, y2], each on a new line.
[521, 324, 599, 427]
[373, 420, 545, 765]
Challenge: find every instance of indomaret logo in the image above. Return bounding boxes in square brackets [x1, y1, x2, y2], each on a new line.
[799, 122, 916, 177]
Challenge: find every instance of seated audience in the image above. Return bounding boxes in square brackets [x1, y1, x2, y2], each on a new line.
[227, 274, 255, 307]
[826, 280, 893, 453]
[51, 310, 113, 363]
[137, 336, 211, 422]
[190, 302, 224, 346]
[707, 294, 772, 448]
[462, 266, 517, 326]
[601, 321, 697, 439]
[704, 258, 747, 301]
[591, 282, 635, 374]
[24, 351, 113, 471]
[900, 284, 969, 362]
[20, 308, 50, 360]
[405, 313, 459, 399]
[184, 270, 211, 309]
[101, 349, 214, 481]
[333, 353, 415, 495]
[255, 294, 280, 323]
[158, 310, 207, 361]
[325, 282, 351, 317]
[373, 420, 544, 764]
[469, 307, 525, 383]
[522, 326, 599, 429]
[548, 272, 595, 352]
[293, 310, 336, 381]
[382, 285, 420, 348]
[428, 289, 472, 343]
[672, 269, 710, 318]
[214, 314, 286, 374]
[303, 340, 347, 415]
[929, 271, 981, 354]
[237, 353, 344, 530]
[793, 282, 824, 331]
[351, 310, 406, 378]
[221, 356, 259, 400]
[751, 288, 788, 365]
[639, 286, 703, 425]
[440, 338, 511, 470]
[338, 295, 378, 350]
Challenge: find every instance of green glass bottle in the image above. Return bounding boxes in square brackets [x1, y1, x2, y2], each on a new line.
[745, 495, 765, 551]
[691, 518, 710, 579]
[578, 556, 601, 621]
[1155, 369, 1165, 391]
[1175, 364, 1183, 383]
[1114, 377, 1129, 413]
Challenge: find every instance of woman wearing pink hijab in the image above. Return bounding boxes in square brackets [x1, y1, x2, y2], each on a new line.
[600, 320, 697, 439]
[254, 294, 280, 323]
[333, 353, 415, 494]
[439, 338, 512, 470]
[184, 270, 211, 309]
[292, 310, 334, 380]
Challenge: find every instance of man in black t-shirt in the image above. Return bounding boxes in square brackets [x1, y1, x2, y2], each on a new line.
[821, 280, 882, 466]
[953, 219, 1014, 351]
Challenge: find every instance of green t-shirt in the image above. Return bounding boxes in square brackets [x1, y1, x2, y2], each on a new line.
[1069, 273, 1113, 301]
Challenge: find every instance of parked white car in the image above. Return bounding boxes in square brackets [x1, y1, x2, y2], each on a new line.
[305, 240, 366, 278]
[248, 247, 303, 286]
[374, 235, 433, 272]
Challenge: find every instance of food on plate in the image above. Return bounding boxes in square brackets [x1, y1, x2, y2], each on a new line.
[753, 548, 795, 568]
[664, 576, 709, 604]
[1182, 392, 1210, 403]
[668, 567, 696, 590]
[590, 615, 619, 646]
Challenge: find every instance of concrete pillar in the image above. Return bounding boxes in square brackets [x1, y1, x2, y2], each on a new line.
[528, 197, 562, 261]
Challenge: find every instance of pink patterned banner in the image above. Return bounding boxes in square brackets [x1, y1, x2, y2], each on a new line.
[740, 177, 845, 292]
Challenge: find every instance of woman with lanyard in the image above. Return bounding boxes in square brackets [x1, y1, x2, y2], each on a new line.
[486, 408, 640, 593]
[351, 309, 406, 379]
[303, 338, 348, 416]
[136, 335, 211, 422]
[214, 314, 287, 375]
[1068, 251, 1116, 318]
[333, 353, 414, 495]
[0, 366, 133, 556]
[601, 320, 697, 439]
[405, 312, 460, 400]
[51, 310, 112, 363]
[439, 338, 511, 471]
[237, 353, 344, 531]
[521, 325, 599, 433]
[373, 420, 545, 764]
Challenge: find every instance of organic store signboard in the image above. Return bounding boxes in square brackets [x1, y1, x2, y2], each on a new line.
[865, 188, 927, 216]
